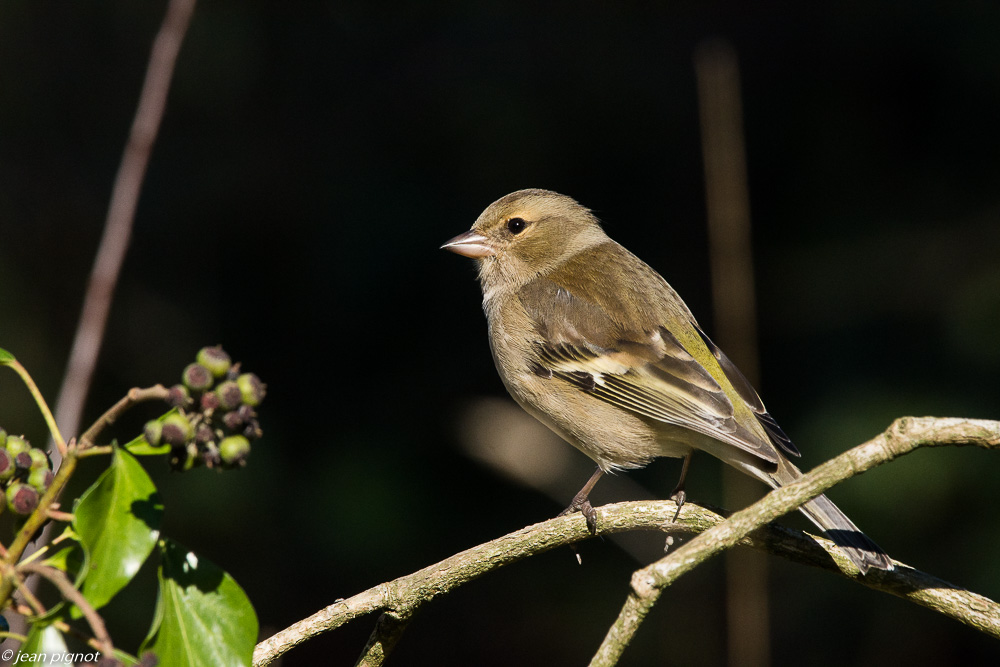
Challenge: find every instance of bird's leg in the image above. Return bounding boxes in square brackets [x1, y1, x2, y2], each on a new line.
[559, 467, 604, 534]
[668, 453, 693, 522]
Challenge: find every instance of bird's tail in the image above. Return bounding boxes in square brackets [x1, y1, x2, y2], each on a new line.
[770, 457, 893, 574]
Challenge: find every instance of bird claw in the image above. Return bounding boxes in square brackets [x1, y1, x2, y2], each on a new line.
[559, 498, 598, 534]
[669, 488, 686, 523]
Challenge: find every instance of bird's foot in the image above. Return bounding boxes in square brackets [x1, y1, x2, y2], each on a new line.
[669, 487, 686, 523]
[558, 497, 598, 534]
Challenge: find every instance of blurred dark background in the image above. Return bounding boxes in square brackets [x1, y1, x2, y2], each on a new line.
[2, 1, 1000, 665]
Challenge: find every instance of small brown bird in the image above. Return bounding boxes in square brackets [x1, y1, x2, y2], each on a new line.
[443, 188, 892, 573]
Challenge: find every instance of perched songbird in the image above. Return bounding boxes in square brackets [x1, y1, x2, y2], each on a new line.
[443, 188, 892, 574]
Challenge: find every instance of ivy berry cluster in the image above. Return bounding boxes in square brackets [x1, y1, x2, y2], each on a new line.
[143, 346, 266, 471]
[0, 430, 54, 516]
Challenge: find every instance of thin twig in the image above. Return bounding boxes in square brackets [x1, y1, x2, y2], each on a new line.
[79, 384, 171, 448]
[10, 573, 47, 618]
[3, 360, 66, 456]
[19, 563, 114, 658]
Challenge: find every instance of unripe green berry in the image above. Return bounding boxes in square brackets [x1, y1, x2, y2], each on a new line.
[215, 381, 243, 411]
[196, 346, 232, 379]
[237, 373, 266, 407]
[182, 363, 214, 393]
[27, 448, 48, 470]
[161, 413, 193, 446]
[144, 420, 163, 446]
[218, 435, 251, 467]
[0, 428, 7, 449]
[6, 483, 39, 515]
[0, 450, 14, 482]
[5, 435, 29, 457]
[27, 467, 53, 492]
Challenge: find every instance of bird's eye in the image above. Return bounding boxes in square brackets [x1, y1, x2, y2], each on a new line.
[506, 217, 527, 235]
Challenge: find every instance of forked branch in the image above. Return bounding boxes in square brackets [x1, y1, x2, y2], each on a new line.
[254, 416, 1000, 667]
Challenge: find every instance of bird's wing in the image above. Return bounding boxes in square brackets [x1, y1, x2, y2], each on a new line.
[518, 252, 787, 465]
[693, 326, 800, 457]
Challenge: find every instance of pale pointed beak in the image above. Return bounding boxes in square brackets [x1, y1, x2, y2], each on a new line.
[440, 230, 495, 258]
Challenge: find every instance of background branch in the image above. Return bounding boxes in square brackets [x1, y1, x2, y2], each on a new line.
[254, 415, 1000, 666]
[51, 0, 197, 465]
[695, 37, 769, 667]
[8, 0, 198, 646]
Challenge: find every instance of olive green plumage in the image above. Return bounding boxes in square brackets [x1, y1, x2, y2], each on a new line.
[444, 188, 891, 573]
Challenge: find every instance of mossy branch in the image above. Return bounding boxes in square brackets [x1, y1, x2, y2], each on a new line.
[254, 416, 1000, 667]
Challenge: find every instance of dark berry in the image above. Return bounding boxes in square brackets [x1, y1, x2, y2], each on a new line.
[195, 423, 215, 445]
[223, 410, 244, 431]
[14, 451, 32, 472]
[7, 483, 39, 515]
[0, 450, 14, 481]
[166, 385, 191, 408]
[161, 413, 193, 446]
[215, 381, 243, 411]
[200, 391, 220, 412]
[182, 363, 213, 393]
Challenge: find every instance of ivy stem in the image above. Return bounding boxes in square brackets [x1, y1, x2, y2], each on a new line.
[20, 563, 115, 658]
[0, 446, 79, 608]
[4, 360, 66, 457]
[79, 384, 170, 448]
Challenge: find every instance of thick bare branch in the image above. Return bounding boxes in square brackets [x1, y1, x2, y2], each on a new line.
[590, 417, 1000, 665]
[354, 611, 412, 667]
[255, 417, 1000, 666]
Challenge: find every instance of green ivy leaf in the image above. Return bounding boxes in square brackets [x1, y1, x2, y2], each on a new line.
[124, 408, 176, 456]
[141, 539, 258, 667]
[20, 623, 71, 666]
[74, 447, 163, 611]
[42, 546, 79, 573]
[0, 347, 14, 364]
[41, 526, 84, 575]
